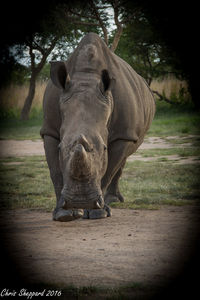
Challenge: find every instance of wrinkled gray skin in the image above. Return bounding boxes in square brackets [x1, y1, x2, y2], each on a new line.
[40, 33, 155, 221]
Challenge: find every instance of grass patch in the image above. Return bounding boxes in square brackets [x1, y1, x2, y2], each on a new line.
[0, 114, 42, 140]
[165, 136, 200, 146]
[0, 101, 199, 140]
[147, 101, 200, 137]
[137, 147, 200, 158]
[111, 160, 200, 209]
[0, 156, 199, 211]
[0, 156, 55, 210]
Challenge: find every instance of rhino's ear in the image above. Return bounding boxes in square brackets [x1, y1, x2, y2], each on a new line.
[50, 61, 70, 90]
[101, 69, 114, 93]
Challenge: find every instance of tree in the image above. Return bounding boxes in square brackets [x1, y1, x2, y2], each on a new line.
[1, 0, 198, 109]
[64, 0, 125, 51]
[20, 35, 59, 120]
[115, 22, 170, 86]
[120, 0, 199, 109]
[115, 16, 176, 104]
[20, 0, 127, 120]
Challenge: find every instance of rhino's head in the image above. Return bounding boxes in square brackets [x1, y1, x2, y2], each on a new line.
[50, 61, 114, 210]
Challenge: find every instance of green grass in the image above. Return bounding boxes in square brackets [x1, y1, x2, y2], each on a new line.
[113, 160, 200, 209]
[0, 156, 55, 210]
[0, 118, 42, 140]
[0, 106, 43, 140]
[0, 155, 199, 211]
[137, 147, 200, 158]
[164, 136, 200, 146]
[0, 101, 199, 140]
[147, 101, 200, 137]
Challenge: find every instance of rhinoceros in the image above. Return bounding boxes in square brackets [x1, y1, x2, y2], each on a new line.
[40, 32, 155, 221]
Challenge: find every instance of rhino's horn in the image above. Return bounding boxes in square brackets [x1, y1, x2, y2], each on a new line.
[77, 134, 93, 152]
[70, 144, 91, 180]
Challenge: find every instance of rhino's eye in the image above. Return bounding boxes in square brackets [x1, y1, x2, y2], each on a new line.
[60, 93, 73, 103]
[100, 89, 109, 101]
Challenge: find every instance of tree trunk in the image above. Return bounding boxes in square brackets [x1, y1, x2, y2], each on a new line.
[147, 77, 152, 86]
[151, 90, 173, 104]
[111, 27, 123, 52]
[20, 73, 37, 120]
[187, 76, 200, 110]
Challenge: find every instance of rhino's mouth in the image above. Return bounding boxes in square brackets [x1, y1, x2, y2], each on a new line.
[61, 184, 104, 209]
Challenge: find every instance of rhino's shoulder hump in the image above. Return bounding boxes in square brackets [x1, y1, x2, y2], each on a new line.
[80, 32, 104, 44]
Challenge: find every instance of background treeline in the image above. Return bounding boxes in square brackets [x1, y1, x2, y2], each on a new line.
[0, 0, 198, 120]
[0, 76, 189, 119]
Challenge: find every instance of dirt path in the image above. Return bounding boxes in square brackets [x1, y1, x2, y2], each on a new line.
[1, 206, 199, 290]
[0, 137, 199, 296]
[0, 136, 199, 164]
[0, 139, 45, 157]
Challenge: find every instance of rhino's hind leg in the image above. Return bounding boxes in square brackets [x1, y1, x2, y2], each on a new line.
[83, 205, 112, 219]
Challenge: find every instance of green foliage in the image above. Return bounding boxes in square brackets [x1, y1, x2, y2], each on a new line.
[0, 107, 21, 120]
[115, 20, 174, 85]
[169, 85, 191, 105]
[9, 63, 30, 85]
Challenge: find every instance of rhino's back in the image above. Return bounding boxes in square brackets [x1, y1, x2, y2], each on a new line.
[107, 51, 155, 146]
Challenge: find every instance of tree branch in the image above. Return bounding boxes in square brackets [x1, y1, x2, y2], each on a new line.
[68, 8, 98, 20]
[110, 0, 123, 52]
[96, 6, 112, 9]
[146, 51, 153, 70]
[152, 90, 173, 104]
[28, 42, 35, 71]
[32, 41, 45, 55]
[88, 0, 108, 45]
[66, 16, 99, 27]
[35, 36, 59, 73]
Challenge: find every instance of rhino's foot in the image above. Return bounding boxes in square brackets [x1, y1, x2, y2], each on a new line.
[83, 205, 112, 219]
[105, 192, 124, 205]
[53, 208, 84, 222]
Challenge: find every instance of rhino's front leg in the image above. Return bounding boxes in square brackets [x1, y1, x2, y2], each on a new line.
[101, 140, 135, 204]
[104, 163, 126, 204]
[83, 140, 134, 219]
[43, 135, 83, 221]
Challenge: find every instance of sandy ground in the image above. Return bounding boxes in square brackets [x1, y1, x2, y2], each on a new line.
[0, 136, 199, 164]
[0, 139, 45, 157]
[1, 206, 199, 290]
